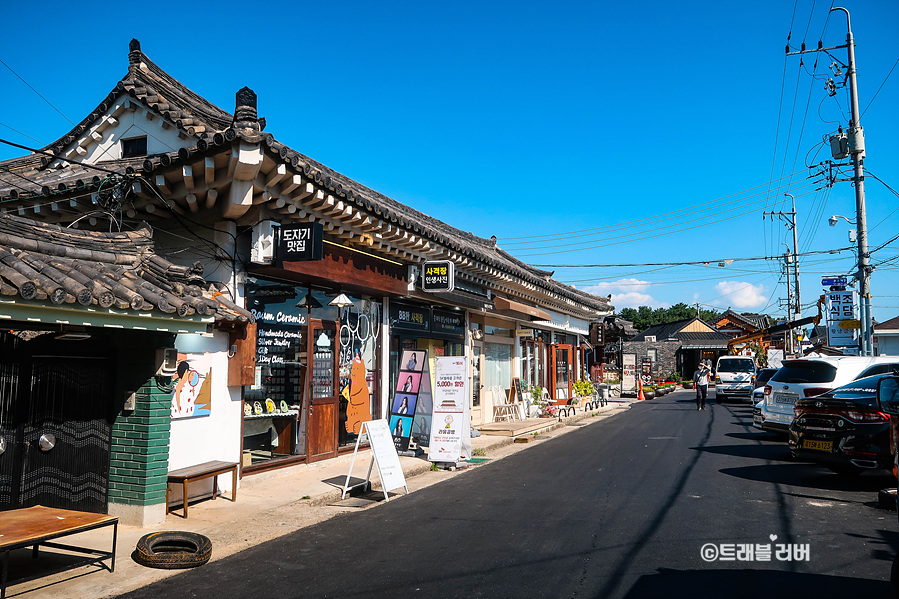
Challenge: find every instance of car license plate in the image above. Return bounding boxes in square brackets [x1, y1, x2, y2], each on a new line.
[802, 439, 833, 451]
[774, 393, 797, 404]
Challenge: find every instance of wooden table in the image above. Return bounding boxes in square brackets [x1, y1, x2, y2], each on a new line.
[0, 505, 117, 599]
[166, 460, 239, 519]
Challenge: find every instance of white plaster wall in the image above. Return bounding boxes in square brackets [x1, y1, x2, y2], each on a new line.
[167, 331, 242, 503]
[876, 335, 899, 356]
[82, 104, 190, 163]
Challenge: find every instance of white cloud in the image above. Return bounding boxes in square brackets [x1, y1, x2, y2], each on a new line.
[580, 279, 665, 310]
[609, 292, 668, 309]
[713, 281, 768, 309]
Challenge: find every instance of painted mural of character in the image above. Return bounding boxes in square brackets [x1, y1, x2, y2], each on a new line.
[345, 349, 371, 434]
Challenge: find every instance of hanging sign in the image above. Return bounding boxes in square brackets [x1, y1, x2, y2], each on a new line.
[428, 356, 471, 463]
[826, 291, 857, 347]
[277, 222, 324, 261]
[341, 419, 408, 501]
[421, 260, 455, 292]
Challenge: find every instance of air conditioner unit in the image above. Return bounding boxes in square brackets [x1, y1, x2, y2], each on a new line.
[250, 220, 278, 264]
[156, 348, 179, 375]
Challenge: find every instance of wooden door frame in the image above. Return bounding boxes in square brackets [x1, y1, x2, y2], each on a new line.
[471, 340, 485, 425]
[306, 319, 339, 463]
[550, 344, 574, 404]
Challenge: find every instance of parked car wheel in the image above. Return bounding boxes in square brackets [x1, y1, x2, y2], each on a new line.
[133, 531, 212, 569]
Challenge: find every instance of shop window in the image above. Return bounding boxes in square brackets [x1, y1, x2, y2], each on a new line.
[484, 342, 512, 391]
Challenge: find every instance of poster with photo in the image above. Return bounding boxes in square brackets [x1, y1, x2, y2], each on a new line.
[390, 350, 429, 451]
[396, 371, 422, 394]
[392, 393, 418, 415]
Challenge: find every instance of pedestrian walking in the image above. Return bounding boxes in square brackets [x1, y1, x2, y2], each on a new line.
[693, 361, 710, 410]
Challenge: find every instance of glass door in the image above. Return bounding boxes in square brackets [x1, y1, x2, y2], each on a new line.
[471, 341, 484, 425]
[551, 344, 573, 403]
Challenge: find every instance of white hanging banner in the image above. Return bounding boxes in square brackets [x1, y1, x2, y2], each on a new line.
[826, 291, 858, 347]
[428, 356, 471, 463]
[341, 419, 408, 501]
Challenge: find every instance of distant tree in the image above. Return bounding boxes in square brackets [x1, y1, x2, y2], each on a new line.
[616, 304, 721, 332]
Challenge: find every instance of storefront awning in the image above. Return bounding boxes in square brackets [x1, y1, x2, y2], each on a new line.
[492, 297, 552, 322]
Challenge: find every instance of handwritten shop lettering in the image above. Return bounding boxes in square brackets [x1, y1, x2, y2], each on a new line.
[399, 310, 425, 325]
[251, 309, 306, 326]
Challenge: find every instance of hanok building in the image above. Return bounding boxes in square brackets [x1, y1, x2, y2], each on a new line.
[714, 309, 772, 355]
[0, 40, 612, 525]
[623, 317, 730, 381]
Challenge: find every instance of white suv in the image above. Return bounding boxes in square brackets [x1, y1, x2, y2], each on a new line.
[759, 355, 899, 433]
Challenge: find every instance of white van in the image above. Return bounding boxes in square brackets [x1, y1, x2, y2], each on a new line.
[714, 355, 757, 402]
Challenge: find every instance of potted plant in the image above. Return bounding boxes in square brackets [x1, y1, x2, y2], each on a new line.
[530, 384, 558, 418]
[572, 379, 596, 406]
[643, 386, 656, 400]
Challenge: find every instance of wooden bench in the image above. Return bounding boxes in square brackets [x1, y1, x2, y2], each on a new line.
[0, 505, 117, 599]
[166, 460, 239, 519]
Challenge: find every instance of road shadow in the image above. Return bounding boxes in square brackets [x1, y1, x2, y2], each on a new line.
[690, 443, 794, 461]
[720, 462, 894, 492]
[621, 568, 888, 599]
[725, 431, 784, 442]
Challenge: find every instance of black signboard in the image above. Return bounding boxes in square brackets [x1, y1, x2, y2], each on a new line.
[278, 222, 324, 261]
[422, 260, 455, 292]
[390, 302, 430, 332]
[432, 309, 464, 335]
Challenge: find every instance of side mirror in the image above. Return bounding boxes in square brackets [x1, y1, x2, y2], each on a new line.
[876, 376, 899, 415]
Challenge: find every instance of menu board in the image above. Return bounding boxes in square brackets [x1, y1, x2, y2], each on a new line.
[312, 348, 334, 398]
[311, 328, 335, 399]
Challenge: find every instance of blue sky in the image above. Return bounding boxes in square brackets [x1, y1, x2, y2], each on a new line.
[0, 1, 897, 324]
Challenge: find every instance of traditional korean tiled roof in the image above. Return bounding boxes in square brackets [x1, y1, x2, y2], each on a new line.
[676, 331, 731, 348]
[717, 309, 770, 331]
[0, 39, 612, 317]
[0, 213, 254, 323]
[632, 317, 729, 347]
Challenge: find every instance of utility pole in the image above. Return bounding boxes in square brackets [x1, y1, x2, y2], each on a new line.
[788, 7, 872, 355]
[783, 247, 794, 355]
[764, 195, 801, 354]
[836, 7, 873, 356]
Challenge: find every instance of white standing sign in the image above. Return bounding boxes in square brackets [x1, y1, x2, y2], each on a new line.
[341, 419, 408, 501]
[428, 356, 471, 463]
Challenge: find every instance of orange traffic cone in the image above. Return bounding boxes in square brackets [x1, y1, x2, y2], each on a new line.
[637, 378, 645, 401]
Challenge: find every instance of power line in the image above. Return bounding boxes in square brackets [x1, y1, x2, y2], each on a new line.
[0, 57, 75, 126]
[498, 169, 812, 244]
[530, 245, 854, 268]
[861, 57, 899, 119]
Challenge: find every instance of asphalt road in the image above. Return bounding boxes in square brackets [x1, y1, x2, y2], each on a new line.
[115, 390, 898, 599]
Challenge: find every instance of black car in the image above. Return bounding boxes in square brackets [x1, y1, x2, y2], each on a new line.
[788, 374, 894, 475]
[752, 367, 778, 391]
